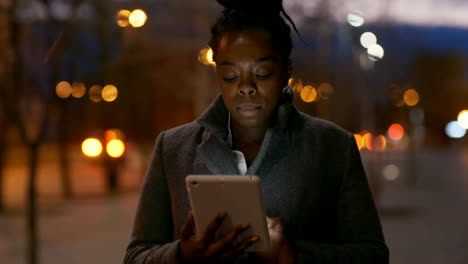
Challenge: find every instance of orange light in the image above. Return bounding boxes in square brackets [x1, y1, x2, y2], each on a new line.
[354, 134, 364, 150]
[403, 89, 419, 106]
[56, 81, 72, 98]
[81, 138, 103, 157]
[116, 9, 131, 27]
[106, 139, 125, 158]
[388, 123, 404, 141]
[300, 85, 318, 103]
[373, 135, 387, 152]
[362, 132, 373, 150]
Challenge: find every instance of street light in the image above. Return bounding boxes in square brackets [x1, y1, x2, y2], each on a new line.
[81, 138, 103, 158]
[129, 9, 147, 28]
[80, 130, 127, 193]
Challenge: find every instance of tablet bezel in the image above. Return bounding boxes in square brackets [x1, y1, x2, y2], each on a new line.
[185, 175, 271, 252]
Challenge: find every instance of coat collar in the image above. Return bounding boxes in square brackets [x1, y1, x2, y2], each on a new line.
[195, 87, 299, 176]
[196, 86, 296, 134]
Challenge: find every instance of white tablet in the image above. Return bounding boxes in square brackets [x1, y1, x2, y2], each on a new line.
[185, 175, 270, 251]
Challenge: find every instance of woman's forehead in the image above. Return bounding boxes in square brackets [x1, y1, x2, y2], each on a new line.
[216, 30, 278, 59]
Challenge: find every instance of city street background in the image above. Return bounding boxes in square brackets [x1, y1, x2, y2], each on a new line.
[1, 144, 467, 263]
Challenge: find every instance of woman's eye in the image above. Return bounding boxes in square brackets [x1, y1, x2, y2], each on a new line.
[223, 76, 237, 82]
[256, 73, 272, 79]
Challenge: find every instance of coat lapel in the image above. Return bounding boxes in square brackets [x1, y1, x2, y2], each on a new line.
[198, 131, 240, 175]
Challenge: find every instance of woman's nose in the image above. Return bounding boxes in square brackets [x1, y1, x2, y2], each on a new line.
[237, 80, 256, 96]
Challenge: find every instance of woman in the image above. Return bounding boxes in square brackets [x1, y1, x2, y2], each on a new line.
[124, 0, 389, 263]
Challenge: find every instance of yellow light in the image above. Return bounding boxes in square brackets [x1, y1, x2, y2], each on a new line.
[102, 84, 118, 102]
[458, 110, 468, 129]
[362, 132, 373, 151]
[106, 139, 125, 158]
[89, 85, 102, 102]
[56, 81, 72, 98]
[71, 82, 86, 98]
[403, 89, 420, 106]
[198, 47, 215, 66]
[300, 85, 317, 103]
[288, 78, 303, 93]
[116, 9, 131, 27]
[354, 134, 364, 150]
[129, 9, 147, 28]
[81, 138, 103, 157]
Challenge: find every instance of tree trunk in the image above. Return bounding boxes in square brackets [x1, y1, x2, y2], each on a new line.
[0, 115, 6, 212]
[27, 142, 39, 264]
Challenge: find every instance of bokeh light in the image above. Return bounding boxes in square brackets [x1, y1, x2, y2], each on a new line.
[198, 47, 215, 66]
[383, 164, 400, 181]
[362, 132, 373, 150]
[289, 78, 303, 93]
[318, 82, 334, 100]
[106, 139, 126, 158]
[129, 9, 147, 28]
[116, 9, 131, 27]
[300, 85, 318, 103]
[360, 32, 377, 48]
[347, 11, 364, 27]
[71, 82, 86, 98]
[403, 89, 420, 106]
[56, 81, 72, 98]
[446, 121, 466, 139]
[89, 85, 103, 102]
[373, 135, 387, 152]
[388, 123, 405, 141]
[457, 110, 468, 129]
[367, 44, 384, 61]
[102, 84, 118, 102]
[81, 138, 103, 157]
[354, 134, 364, 150]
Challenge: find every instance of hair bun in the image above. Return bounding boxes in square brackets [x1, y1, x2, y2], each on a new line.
[216, 0, 283, 15]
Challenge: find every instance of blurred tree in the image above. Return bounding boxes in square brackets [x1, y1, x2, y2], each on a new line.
[0, 0, 85, 263]
[410, 52, 466, 145]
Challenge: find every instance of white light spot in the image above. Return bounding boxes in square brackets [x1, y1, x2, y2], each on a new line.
[446, 121, 466, 139]
[360, 32, 377, 48]
[383, 164, 400, 181]
[367, 44, 384, 61]
[347, 11, 365, 27]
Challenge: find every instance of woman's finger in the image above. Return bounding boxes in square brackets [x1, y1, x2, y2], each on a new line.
[200, 211, 226, 246]
[206, 224, 249, 256]
[180, 212, 195, 240]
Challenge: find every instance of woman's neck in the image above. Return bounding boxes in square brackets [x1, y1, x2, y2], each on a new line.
[231, 124, 267, 149]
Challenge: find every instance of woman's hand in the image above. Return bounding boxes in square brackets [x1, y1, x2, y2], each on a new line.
[257, 217, 296, 264]
[179, 211, 259, 264]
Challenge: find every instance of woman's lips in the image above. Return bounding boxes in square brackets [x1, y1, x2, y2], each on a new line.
[237, 104, 262, 117]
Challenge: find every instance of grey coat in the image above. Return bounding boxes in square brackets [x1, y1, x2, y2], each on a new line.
[124, 91, 389, 263]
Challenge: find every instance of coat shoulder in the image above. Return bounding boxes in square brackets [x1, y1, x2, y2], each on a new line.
[160, 121, 204, 151]
[298, 112, 351, 138]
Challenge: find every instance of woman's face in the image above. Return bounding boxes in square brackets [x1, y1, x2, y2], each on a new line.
[214, 29, 290, 129]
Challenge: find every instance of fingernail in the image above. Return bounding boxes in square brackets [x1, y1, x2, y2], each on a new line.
[251, 236, 259, 242]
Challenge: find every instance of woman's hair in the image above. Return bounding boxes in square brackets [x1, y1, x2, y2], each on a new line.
[209, 0, 299, 63]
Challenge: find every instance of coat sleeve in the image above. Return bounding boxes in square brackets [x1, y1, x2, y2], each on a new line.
[124, 132, 182, 264]
[292, 133, 389, 264]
